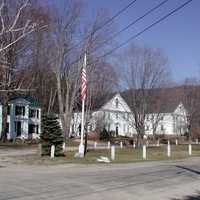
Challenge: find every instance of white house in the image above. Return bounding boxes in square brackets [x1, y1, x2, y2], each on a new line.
[71, 93, 188, 137]
[0, 96, 41, 140]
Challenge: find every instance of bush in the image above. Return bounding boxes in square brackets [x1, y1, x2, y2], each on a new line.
[100, 128, 111, 141]
[40, 113, 64, 156]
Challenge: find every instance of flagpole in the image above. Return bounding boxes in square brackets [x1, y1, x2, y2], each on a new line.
[79, 53, 87, 157]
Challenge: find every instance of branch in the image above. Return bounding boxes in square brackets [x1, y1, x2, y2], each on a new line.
[9, 0, 29, 31]
[0, 1, 5, 35]
[0, 88, 35, 92]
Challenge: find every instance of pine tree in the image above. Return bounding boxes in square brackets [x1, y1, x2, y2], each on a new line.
[40, 114, 51, 156]
[40, 113, 64, 156]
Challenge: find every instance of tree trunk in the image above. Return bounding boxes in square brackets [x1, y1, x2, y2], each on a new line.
[84, 130, 88, 155]
[1, 95, 9, 142]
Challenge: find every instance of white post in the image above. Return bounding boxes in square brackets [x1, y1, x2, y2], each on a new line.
[189, 144, 192, 156]
[157, 140, 160, 147]
[62, 143, 66, 151]
[107, 141, 111, 149]
[51, 145, 55, 159]
[175, 139, 178, 146]
[78, 54, 87, 157]
[167, 140, 171, 157]
[120, 141, 123, 149]
[94, 141, 97, 149]
[133, 142, 136, 149]
[111, 145, 115, 161]
[196, 139, 198, 144]
[143, 145, 147, 160]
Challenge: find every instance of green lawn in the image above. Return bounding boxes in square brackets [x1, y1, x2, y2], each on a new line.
[8, 144, 200, 165]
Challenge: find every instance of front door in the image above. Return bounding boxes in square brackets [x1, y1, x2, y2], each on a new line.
[16, 121, 21, 137]
[116, 125, 119, 137]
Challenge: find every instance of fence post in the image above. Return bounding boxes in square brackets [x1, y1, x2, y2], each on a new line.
[62, 142, 66, 151]
[156, 140, 160, 147]
[167, 140, 171, 157]
[175, 139, 178, 146]
[189, 144, 192, 156]
[51, 145, 55, 159]
[94, 141, 97, 149]
[111, 145, 115, 161]
[143, 145, 147, 160]
[196, 139, 199, 145]
[133, 142, 136, 149]
[120, 141, 123, 149]
[107, 141, 111, 149]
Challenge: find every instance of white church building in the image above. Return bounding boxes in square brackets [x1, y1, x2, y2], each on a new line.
[71, 93, 188, 137]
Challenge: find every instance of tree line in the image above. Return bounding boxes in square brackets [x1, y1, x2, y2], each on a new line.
[0, 0, 199, 143]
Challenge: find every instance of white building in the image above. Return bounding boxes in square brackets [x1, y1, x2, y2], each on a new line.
[0, 96, 41, 140]
[71, 93, 188, 137]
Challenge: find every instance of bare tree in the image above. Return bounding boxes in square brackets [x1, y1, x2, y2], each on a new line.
[121, 44, 170, 146]
[0, 0, 45, 141]
[182, 79, 200, 142]
[49, 0, 82, 140]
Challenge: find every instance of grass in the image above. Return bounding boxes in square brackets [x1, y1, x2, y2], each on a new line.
[5, 144, 200, 166]
[0, 139, 80, 149]
[65, 139, 80, 146]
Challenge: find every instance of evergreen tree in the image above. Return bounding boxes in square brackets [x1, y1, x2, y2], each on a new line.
[40, 114, 51, 156]
[40, 113, 64, 156]
[100, 128, 110, 141]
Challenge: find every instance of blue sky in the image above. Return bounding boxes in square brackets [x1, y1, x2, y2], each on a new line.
[82, 0, 200, 82]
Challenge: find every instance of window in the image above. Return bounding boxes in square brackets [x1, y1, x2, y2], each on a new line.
[28, 124, 38, 134]
[107, 124, 110, 132]
[6, 123, 9, 133]
[161, 124, 164, 131]
[36, 110, 39, 118]
[15, 106, 25, 116]
[15, 121, 22, 136]
[146, 125, 149, 131]
[108, 112, 110, 120]
[29, 124, 34, 134]
[123, 124, 126, 133]
[116, 112, 118, 119]
[7, 105, 10, 115]
[29, 109, 37, 118]
[115, 98, 119, 108]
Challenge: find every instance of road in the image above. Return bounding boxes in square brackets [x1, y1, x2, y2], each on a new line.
[0, 156, 200, 200]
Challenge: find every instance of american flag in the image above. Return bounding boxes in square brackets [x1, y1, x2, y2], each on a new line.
[81, 66, 87, 101]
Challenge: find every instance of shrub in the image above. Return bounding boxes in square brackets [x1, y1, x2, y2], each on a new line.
[100, 128, 110, 141]
[40, 113, 64, 156]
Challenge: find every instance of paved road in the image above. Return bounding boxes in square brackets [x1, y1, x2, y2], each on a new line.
[0, 157, 200, 200]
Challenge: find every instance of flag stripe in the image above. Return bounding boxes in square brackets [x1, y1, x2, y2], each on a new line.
[81, 67, 87, 101]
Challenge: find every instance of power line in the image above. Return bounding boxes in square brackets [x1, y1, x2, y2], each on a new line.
[67, 0, 138, 53]
[95, 0, 193, 62]
[68, 0, 170, 67]
[69, 0, 193, 68]
[94, 0, 170, 51]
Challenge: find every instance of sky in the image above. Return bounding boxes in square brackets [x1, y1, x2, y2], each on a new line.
[82, 0, 200, 83]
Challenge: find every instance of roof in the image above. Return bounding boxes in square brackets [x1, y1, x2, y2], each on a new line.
[74, 93, 117, 112]
[121, 88, 183, 114]
[9, 96, 40, 107]
[74, 85, 200, 114]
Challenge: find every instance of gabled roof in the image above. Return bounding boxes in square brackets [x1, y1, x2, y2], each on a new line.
[74, 85, 200, 114]
[74, 93, 117, 112]
[9, 96, 40, 107]
[121, 88, 183, 114]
